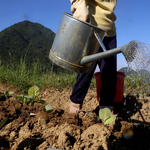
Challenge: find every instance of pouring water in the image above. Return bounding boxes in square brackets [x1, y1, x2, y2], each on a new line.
[125, 40, 150, 97]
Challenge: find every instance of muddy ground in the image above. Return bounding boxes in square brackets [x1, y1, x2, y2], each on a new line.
[0, 83, 150, 150]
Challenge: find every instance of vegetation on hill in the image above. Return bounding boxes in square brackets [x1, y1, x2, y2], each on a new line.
[0, 20, 69, 73]
[119, 67, 150, 77]
[118, 67, 136, 76]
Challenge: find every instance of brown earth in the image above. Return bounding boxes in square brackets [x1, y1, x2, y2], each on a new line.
[0, 83, 150, 150]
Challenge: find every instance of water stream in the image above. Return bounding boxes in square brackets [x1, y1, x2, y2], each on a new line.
[125, 40, 150, 95]
[127, 40, 150, 72]
[123, 41, 150, 125]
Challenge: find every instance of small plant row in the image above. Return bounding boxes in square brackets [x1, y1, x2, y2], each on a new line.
[0, 85, 54, 111]
[0, 85, 54, 129]
[0, 85, 117, 127]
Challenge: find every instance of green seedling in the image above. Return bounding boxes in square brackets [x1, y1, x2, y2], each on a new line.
[28, 85, 40, 98]
[16, 94, 33, 104]
[99, 108, 116, 125]
[45, 104, 53, 113]
[16, 85, 46, 105]
[28, 85, 47, 105]
[4, 91, 14, 99]
[87, 108, 116, 125]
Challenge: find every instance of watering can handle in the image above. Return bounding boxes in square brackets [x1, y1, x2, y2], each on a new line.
[94, 32, 106, 52]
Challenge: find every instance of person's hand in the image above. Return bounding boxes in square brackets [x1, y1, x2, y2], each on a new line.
[71, 0, 89, 22]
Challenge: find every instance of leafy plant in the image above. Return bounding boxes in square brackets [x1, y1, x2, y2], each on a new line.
[16, 85, 46, 105]
[87, 108, 116, 125]
[28, 85, 39, 98]
[16, 94, 33, 104]
[99, 108, 116, 125]
[4, 91, 14, 99]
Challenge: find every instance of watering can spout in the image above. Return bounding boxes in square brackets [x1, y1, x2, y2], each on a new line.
[81, 40, 138, 65]
[80, 47, 121, 65]
[121, 40, 138, 63]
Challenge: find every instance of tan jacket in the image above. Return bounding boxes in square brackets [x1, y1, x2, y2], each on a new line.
[70, 0, 117, 37]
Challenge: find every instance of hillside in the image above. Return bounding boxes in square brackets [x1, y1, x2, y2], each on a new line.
[118, 67, 150, 76]
[118, 67, 136, 76]
[0, 20, 67, 73]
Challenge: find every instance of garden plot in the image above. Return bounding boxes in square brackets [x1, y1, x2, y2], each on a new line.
[0, 83, 150, 150]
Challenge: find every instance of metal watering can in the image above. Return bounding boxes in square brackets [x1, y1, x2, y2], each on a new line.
[49, 12, 137, 73]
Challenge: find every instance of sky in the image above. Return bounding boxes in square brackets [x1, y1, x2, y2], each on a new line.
[0, 0, 150, 71]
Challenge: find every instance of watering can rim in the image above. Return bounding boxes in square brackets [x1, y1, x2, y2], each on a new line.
[63, 12, 107, 33]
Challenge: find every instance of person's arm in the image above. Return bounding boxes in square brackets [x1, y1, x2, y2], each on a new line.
[70, 0, 89, 22]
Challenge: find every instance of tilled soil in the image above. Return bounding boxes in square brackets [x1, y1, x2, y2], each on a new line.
[0, 83, 150, 150]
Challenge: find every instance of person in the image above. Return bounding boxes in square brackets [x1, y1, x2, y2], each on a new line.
[69, 0, 117, 113]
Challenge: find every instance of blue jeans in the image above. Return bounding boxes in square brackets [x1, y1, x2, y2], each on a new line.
[70, 36, 117, 106]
